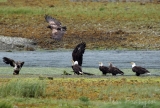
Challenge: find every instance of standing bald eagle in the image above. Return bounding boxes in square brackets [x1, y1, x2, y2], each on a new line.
[45, 15, 67, 40]
[72, 42, 86, 66]
[108, 63, 124, 76]
[71, 60, 94, 75]
[71, 60, 83, 75]
[131, 62, 151, 76]
[3, 57, 24, 75]
[99, 62, 110, 75]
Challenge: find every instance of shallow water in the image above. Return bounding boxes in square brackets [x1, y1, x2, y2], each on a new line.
[0, 50, 160, 69]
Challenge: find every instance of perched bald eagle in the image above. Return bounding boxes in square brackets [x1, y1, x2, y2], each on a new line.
[131, 62, 151, 76]
[45, 15, 67, 40]
[72, 42, 86, 66]
[71, 60, 83, 75]
[99, 62, 110, 75]
[108, 62, 124, 76]
[3, 57, 24, 75]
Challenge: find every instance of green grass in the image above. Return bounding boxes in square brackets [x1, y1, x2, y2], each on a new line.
[0, 67, 159, 76]
[0, 2, 159, 22]
[0, 101, 12, 108]
[0, 0, 7, 2]
[0, 79, 46, 98]
[0, 7, 46, 15]
[0, 74, 159, 107]
[0, 97, 159, 108]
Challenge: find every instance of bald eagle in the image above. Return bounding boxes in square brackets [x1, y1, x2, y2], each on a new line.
[45, 15, 67, 40]
[99, 62, 110, 75]
[72, 42, 86, 66]
[108, 62, 124, 76]
[131, 62, 151, 76]
[71, 60, 94, 75]
[71, 60, 83, 75]
[3, 57, 24, 75]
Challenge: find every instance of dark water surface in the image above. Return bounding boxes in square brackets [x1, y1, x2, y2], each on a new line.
[0, 50, 160, 69]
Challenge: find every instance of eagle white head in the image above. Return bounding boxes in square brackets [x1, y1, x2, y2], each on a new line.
[99, 62, 103, 66]
[131, 62, 136, 68]
[74, 61, 78, 65]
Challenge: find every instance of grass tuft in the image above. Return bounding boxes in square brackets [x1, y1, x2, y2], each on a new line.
[79, 96, 90, 103]
[0, 101, 12, 108]
[0, 79, 46, 98]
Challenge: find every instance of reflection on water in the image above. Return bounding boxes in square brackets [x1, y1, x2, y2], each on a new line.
[0, 50, 160, 69]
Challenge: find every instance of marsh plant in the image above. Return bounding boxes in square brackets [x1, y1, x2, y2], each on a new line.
[0, 79, 46, 98]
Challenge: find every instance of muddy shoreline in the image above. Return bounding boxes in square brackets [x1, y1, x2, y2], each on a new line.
[0, 1, 160, 50]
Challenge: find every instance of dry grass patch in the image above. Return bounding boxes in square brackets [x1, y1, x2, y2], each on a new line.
[46, 77, 160, 101]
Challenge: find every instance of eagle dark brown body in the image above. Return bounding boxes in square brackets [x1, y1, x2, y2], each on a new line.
[71, 61, 83, 75]
[131, 62, 151, 76]
[99, 62, 111, 75]
[108, 63, 124, 76]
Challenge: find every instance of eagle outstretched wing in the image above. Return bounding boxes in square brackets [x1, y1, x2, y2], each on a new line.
[45, 15, 61, 28]
[45, 15, 67, 40]
[72, 42, 86, 66]
[3, 57, 15, 67]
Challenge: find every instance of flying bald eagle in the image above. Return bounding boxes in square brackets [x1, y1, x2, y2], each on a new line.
[108, 62, 124, 76]
[72, 42, 86, 66]
[131, 62, 151, 76]
[45, 15, 67, 40]
[99, 62, 110, 75]
[3, 57, 24, 75]
[71, 60, 83, 75]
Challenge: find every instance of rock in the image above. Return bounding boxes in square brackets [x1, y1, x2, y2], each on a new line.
[0, 35, 37, 51]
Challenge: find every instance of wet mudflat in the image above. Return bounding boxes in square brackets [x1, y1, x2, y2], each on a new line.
[0, 50, 160, 69]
